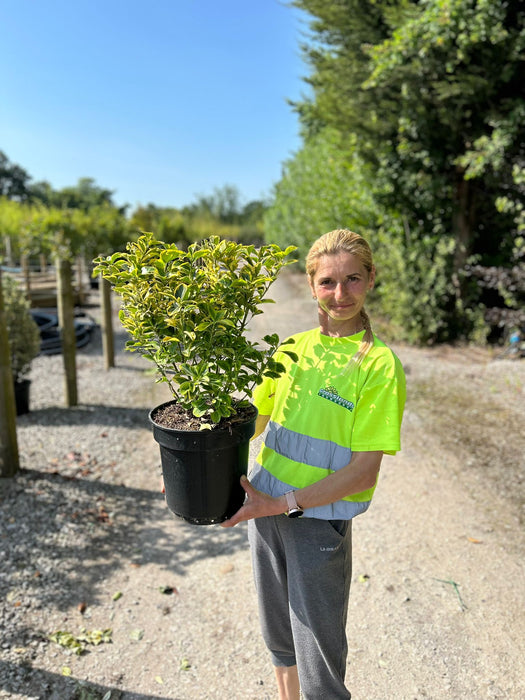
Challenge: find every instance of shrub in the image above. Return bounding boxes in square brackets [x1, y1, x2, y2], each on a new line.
[2, 273, 40, 382]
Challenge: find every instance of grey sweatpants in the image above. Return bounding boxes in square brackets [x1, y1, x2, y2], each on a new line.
[248, 515, 353, 700]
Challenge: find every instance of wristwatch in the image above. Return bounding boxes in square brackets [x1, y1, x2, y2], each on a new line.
[284, 490, 304, 518]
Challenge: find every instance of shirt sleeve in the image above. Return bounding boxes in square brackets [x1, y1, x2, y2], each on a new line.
[350, 352, 406, 455]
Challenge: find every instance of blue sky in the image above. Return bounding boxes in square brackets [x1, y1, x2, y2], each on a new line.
[1, 0, 310, 211]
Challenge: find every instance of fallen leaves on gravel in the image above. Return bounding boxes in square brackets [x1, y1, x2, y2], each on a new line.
[49, 628, 113, 655]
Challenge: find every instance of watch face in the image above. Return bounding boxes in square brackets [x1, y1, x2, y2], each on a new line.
[287, 508, 304, 518]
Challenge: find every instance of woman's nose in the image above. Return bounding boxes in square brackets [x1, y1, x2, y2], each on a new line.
[334, 282, 346, 299]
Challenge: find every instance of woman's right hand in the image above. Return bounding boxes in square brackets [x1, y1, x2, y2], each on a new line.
[220, 475, 285, 527]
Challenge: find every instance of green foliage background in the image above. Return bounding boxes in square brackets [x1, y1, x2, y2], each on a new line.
[264, 0, 525, 344]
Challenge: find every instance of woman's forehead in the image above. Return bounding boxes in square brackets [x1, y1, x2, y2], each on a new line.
[314, 252, 364, 276]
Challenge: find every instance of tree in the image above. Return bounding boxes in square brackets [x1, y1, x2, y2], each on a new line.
[129, 205, 190, 247]
[288, 0, 525, 341]
[188, 185, 243, 224]
[37, 207, 86, 407]
[363, 0, 524, 266]
[27, 179, 58, 206]
[83, 205, 131, 370]
[0, 151, 32, 201]
[0, 198, 24, 267]
[50, 177, 121, 212]
[264, 128, 378, 255]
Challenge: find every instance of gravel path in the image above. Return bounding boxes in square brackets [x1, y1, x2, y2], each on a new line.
[1, 270, 524, 700]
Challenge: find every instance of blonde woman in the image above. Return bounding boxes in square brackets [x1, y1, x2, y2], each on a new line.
[223, 229, 406, 700]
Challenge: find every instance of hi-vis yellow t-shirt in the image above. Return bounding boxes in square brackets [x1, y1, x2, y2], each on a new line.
[251, 328, 406, 519]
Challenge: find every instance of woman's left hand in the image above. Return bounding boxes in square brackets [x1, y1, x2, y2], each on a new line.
[220, 475, 284, 527]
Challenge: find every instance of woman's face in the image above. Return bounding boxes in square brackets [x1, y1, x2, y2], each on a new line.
[308, 252, 375, 335]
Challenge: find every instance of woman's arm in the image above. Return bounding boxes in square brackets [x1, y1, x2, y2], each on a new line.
[296, 450, 383, 510]
[221, 450, 383, 527]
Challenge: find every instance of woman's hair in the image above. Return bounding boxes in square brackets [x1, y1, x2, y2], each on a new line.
[306, 229, 375, 365]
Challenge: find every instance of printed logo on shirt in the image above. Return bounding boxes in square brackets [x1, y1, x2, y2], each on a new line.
[317, 385, 354, 412]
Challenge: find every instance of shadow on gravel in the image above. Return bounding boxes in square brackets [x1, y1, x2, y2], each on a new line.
[17, 405, 152, 428]
[0, 466, 249, 654]
[0, 660, 179, 699]
[75, 326, 133, 356]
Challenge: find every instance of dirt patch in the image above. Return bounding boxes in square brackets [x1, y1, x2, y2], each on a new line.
[400, 343, 525, 528]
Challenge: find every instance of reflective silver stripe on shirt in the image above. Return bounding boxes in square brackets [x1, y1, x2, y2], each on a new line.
[265, 421, 352, 472]
[249, 461, 371, 521]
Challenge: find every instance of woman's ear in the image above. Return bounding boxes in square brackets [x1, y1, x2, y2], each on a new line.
[368, 266, 376, 290]
[307, 273, 316, 299]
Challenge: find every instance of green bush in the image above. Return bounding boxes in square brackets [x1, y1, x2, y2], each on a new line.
[2, 273, 40, 382]
[93, 233, 297, 425]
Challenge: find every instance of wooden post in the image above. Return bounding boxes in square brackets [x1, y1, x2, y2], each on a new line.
[56, 257, 78, 407]
[100, 276, 115, 369]
[0, 269, 19, 477]
[76, 255, 86, 307]
[3, 235, 14, 268]
[21, 253, 31, 300]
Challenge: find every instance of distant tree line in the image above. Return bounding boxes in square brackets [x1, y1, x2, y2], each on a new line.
[0, 150, 269, 266]
[264, 0, 524, 344]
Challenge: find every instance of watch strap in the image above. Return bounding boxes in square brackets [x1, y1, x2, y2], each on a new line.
[284, 490, 303, 517]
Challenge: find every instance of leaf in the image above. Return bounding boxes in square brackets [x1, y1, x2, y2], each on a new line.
[281, 350, 299, 363]
[155, 676, 164, 684]
[61, 666, 72, 676]
[129, 629, 144, 641]
[358, 574, 370, 583]
[49, 631, 84, 655]
[180, 658, 192, 671]
[467, 537, 482, 544]
[79, 628, 112, 646]
[112, 591, 123, 601]
[159, 585, 178, 595]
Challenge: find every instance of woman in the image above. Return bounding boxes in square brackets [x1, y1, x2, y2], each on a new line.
[222, 229, 406, 700]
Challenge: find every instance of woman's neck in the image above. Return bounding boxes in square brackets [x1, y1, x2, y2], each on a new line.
[318, 310, 364, 338]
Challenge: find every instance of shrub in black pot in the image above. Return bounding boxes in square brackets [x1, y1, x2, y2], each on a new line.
[93, 233, 297, 524]
[2, 273, 41, 415]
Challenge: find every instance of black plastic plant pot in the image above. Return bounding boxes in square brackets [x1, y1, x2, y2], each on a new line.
[14, 379, 31, 416]
[149, 401, 257, 525]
